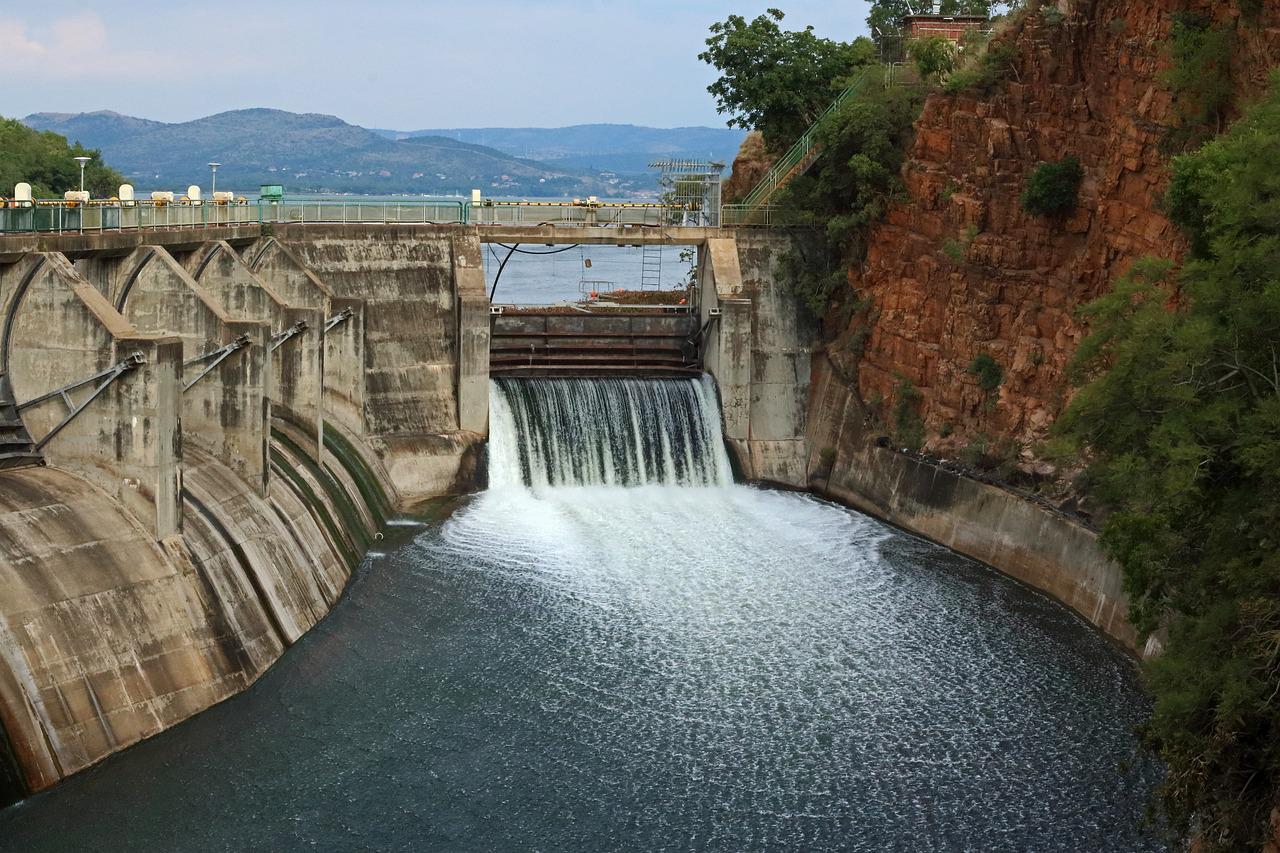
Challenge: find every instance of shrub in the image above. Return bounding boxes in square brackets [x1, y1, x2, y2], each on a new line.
[968, 353, 1003, 391]
[891, 376, 925, 451]
[944, 38, 1018, 95]
[908, 36, 957, 83]
[1021, 156, 1083, 216]
[1161, 13, 1234, 153]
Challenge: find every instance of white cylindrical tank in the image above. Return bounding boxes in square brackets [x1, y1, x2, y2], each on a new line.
[471, 189, 482, 204]
[64, 190, 90, 203]
[118, 184, 135, 202]
[14, 183, 32, 203]
[212, 191, 234, 203]
[151, 191, 175, 203]
[187, 185, 202, 202]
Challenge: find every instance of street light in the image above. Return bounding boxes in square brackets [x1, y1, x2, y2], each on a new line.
[74, 156, 91, 193]
[208, 162, 221, 196]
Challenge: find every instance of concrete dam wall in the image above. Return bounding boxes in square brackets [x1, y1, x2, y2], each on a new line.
[0, 226, 489, 804]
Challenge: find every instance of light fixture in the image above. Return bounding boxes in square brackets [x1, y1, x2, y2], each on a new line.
[73, 156, 91, 193]
[208, 162, 221, 196]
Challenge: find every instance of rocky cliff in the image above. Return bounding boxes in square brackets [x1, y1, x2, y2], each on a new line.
[840, 0, 1280, 459]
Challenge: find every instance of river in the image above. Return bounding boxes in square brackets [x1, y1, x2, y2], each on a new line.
[0, 377, 1163, 851]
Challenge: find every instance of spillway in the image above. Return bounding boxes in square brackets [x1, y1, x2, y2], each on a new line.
[489, 375, 731, 488]
[0, 376, 1164, 851]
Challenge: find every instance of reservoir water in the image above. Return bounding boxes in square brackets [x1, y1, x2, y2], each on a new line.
[0, 377, 1163, 851]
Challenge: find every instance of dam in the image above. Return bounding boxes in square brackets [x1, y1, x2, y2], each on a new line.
[0, 214, 1158, 848]
[0, 376, 1162, 850]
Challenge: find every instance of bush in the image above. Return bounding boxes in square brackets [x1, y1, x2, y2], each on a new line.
[908, 36, 957, 83]
[1161, 13, 1234, 153]
[1021, 156, 1083, 216]
[943, 38, 1018, 95]
[891, 376, 925, 451]
[968, 353, 1003, 391]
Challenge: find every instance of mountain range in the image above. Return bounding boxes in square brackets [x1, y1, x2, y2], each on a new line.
[23, 110, 746, 197]
[372, 124, 747, 176]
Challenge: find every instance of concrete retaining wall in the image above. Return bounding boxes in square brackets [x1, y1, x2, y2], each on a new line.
[700, 232, 814, 487]
[805, 355, 1152, 656]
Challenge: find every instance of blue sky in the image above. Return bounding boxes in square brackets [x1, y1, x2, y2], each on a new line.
[0, 1, 874, 128]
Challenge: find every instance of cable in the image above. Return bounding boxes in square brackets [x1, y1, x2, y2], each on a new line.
[492, 242, 582, 255]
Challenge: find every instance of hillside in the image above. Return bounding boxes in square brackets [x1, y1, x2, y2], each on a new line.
[375, 123, 747, 175]
[22, 109, 626, 197]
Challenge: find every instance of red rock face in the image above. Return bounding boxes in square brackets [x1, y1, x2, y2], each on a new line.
[846, 0, 1280, 452]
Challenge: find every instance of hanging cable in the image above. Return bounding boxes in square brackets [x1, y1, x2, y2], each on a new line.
[487, 242, 584, 302]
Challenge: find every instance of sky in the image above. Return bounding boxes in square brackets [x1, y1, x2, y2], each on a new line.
[0, 1, 874, 130]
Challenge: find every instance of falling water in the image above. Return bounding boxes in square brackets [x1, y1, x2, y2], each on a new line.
[488, 375, 732, 488]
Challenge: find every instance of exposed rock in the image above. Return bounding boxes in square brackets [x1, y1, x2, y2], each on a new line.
[722, 131, 771, 203]
[843, 0, 1280, 454]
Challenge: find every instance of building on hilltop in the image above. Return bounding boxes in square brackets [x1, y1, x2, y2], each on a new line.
[901, 14, 990, 42]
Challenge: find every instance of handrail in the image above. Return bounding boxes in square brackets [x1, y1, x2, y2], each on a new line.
[738, 66, 879, 210]
[1, 196, 816, 232]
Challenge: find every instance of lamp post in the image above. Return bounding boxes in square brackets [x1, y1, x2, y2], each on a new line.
[74, 156, 91, 193]
[208, 162, 221, 196]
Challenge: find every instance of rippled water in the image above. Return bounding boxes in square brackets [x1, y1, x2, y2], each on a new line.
[0, 484, 1163, 852]
[0, 378, 1164, 851]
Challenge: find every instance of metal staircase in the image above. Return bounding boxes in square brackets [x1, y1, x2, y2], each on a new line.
[0, 374, 41, 470]
[738, 68, 878, 210]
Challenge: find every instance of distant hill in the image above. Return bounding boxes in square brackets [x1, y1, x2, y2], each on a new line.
[23, 109, 631, 197]
[373, 124, 748, 176]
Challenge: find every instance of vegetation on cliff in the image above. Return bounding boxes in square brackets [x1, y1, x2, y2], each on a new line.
[1058, 77, 1280, 850]
[0, 117, 122, 198]
[699, 9, 877, 150]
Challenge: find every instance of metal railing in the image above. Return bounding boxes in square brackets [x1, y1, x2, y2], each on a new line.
[0, 196, 818, 234]
[258, 199, 466, 225]
[720, 205, 819, 228]
[466, 200, 710, 228]
[738, 66, 880, 211]
[0, 200, 258, 233]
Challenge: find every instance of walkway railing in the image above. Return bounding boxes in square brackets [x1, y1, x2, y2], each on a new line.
[0, 197, 818, 234]
[0, 200, 258, 233]
[260, 199, 466, 226]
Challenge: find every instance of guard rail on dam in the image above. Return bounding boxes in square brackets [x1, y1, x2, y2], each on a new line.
[0, 197, 810, 233]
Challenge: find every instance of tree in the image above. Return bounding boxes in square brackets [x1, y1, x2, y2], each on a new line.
[1056, 75, 1280, 851]
[700, 9, 876, 150]
[0, 118, 124, 198]
[776, 81, 925, 315]
[907, 35, 957, 82]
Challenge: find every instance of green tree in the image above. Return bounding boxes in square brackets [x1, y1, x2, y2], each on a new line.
[777, 81, 925, 315]
[0, 117, 124, 198]
[1056, 76, 1280, 850]
[699, 9, 876, 149]
[907, 35, 957, 82]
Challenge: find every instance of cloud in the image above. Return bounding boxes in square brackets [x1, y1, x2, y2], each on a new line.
[0, 12, 261, 81]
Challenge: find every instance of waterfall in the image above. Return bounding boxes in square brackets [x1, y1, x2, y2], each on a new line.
[488, 376, 733, 488]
